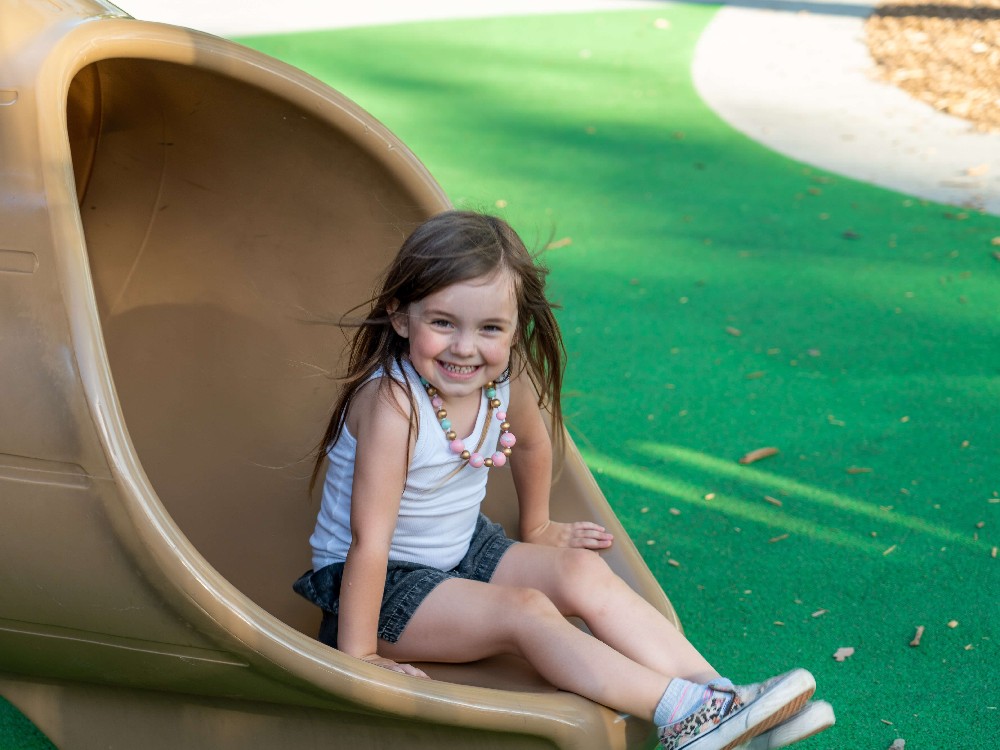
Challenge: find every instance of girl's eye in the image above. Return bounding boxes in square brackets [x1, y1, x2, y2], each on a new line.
[431, 319, 453, 328]
[483, 325, 503, 334]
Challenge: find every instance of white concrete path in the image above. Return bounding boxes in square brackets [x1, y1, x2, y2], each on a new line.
[120, 0, 1000, 215]
[692, 0, 1000, 214]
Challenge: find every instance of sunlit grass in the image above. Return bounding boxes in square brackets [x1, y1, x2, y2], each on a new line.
[625, 441, 980, 548]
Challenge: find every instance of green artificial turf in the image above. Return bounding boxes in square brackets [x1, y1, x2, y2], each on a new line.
[0, 698, 55, 750]
[241, 10, 999, 747]
[3, 7, 997, 748]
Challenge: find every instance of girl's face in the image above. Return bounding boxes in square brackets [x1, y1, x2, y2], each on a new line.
[391, 271, 518, 403]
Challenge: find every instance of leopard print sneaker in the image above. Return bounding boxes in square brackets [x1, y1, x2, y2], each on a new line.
[658, 669, 815, 750]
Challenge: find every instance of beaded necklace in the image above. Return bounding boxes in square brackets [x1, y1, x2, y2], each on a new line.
[418, 376, 516, 468]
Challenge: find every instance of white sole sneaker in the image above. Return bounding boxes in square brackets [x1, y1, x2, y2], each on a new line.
[658, 668, 816, 750]
[739, 701, 835, 749]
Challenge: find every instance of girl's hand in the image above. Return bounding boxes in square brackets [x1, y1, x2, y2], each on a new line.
[360, 654, 430, 679]
[524, 520, 614, 550]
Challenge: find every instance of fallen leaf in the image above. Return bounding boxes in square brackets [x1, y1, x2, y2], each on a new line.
[545, 237, 572, 250]
[812, 608, 828, 618]
[948, 619, 959, 628]
[764, 495, 783, 507]
[883, 544, 897, 556]
[842, 229, 862, 240]
[888, 739, 905, 749]
[739, 447, 780, 465]
[667, 558, 681, 568]
[769, 533, 790, 543]
[832, 646, 854, 661]
[726, 326, 743, 337]
[745, 370, 766, 380]
[909, 625, 925, 647]
[846, 466, 873, 474]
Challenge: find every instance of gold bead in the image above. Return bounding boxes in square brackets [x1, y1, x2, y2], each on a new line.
[437, 409, 447, 420]
[446, 431, 457, 440]
[461, 450, 471, 460]
[500, 422, 510, 431]
[427, 387, 437, 397]
[484, 458, 494, 467]
[502, 447, 512, 456]
[490, 398, 501, 408]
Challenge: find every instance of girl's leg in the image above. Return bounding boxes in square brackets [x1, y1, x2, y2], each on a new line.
[378, 577, 669, 720]
[491, 543, 719, 684]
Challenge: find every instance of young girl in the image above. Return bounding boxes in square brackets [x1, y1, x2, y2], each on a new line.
[294, 211, 833, 750]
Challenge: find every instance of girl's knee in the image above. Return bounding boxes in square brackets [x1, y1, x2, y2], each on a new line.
[505, 585, 559, 617]
[495, 586, 563, 634]
[558, 547, 613, 586]
[497, 586, 566, 652]
[551, 548, 617, 615]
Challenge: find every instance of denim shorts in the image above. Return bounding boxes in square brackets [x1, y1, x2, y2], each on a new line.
[293, 513, 516, 646]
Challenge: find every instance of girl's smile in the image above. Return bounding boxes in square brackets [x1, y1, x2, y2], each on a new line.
[390, 271, 518, 410]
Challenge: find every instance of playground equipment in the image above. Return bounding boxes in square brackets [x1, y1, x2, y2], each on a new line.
[0, 1, 681, 747]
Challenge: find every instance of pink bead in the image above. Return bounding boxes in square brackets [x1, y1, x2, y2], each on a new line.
[490, 452, 506, 467]
[499, 432, 516, 448]
[449, 439, 466, 454]
[469, 453, 485, 468]
[496, 411, 506, 421]
[431, 396, 444, 409]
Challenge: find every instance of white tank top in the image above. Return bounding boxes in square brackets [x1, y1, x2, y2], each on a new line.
[309, 359, 510, 571]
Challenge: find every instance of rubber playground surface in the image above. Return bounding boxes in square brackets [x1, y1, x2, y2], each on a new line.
[4, 6, 998, 749]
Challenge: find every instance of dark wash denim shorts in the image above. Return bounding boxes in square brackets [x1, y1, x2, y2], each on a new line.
[293, 513, 516, 646]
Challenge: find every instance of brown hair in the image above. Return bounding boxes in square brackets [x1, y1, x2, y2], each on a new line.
[312, 210, 566, 486]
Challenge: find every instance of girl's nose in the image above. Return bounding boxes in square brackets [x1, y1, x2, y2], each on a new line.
[451, 330, 475, 356]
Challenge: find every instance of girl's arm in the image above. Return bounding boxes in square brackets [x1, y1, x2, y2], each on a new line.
[508, 372, 613, 550]
[337, 380, 428, 678]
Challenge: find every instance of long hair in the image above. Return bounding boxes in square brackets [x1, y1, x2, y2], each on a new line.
[311, 210, 566, 486]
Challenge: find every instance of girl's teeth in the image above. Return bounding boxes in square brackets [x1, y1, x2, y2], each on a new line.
[442, 362, 475, 374]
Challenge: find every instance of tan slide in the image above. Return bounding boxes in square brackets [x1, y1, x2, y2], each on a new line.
[0, 2, 680, 747]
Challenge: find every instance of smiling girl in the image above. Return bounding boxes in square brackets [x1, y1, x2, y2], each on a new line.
[294, 211, 832, 750]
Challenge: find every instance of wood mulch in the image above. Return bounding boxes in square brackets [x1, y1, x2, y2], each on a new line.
[865, 0, 1000, 132]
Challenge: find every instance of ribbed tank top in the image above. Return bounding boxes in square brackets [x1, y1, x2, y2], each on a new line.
[309, 359, 510, 571]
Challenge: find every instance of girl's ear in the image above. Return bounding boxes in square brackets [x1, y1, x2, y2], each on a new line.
[387, 300, 409, 338]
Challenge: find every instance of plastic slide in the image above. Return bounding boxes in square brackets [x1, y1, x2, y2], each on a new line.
[0, 2, 681, 747]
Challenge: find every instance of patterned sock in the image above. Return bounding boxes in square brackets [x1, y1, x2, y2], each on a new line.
[653, 677, 735, 727]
